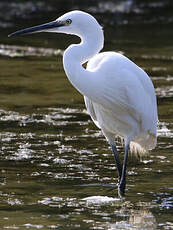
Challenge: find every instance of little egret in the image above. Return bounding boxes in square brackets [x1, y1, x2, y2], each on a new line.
[9, 10, 158, 196]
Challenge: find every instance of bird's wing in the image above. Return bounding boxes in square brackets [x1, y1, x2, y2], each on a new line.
[87, 52, 140, 121]
[84, 96, 101, 129]
[86, 52, 157, 134]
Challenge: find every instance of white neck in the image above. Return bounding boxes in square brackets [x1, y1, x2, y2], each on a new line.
[63, 26, 104, 100]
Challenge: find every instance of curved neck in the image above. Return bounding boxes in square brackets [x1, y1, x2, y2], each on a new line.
[63, 26, 104, 99]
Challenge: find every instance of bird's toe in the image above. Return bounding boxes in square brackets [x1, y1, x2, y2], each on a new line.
[118, 180, 126, 198]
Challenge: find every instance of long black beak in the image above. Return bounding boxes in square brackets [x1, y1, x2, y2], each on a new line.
[8, 20, 63, 38]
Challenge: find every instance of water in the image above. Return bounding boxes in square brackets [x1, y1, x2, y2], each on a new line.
[0, 2, 173, 229]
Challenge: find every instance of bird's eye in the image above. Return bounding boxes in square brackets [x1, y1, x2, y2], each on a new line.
[66, 19, 72, 25]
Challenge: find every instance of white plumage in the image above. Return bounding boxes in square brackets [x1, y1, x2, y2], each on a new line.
[85, 51, 157, 154]
[9, 10, 158, 196]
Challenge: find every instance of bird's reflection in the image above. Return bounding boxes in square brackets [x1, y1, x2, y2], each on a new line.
[106, 206, 157, 230]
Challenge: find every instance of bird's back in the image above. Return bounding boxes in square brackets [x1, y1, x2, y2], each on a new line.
[85, 51, 157, 154]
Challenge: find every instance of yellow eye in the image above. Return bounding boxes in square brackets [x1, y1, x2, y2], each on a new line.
[66, 19, 72, 25]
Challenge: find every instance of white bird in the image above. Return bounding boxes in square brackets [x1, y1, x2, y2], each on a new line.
[9, 10, 158, 196]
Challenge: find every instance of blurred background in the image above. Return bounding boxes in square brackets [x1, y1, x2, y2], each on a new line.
[1, 0, 173, 29]
[1, 0, 173, 108]
[0, 1, 173, 230]
[1, 0, 173, 49]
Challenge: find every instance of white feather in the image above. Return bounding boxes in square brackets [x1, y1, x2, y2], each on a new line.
[84, 51, 157, 154]
[61, 11, 157, 155]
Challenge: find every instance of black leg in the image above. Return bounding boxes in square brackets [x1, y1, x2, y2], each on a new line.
[118, 142, 129, 197]
[111, 145, 122, 184]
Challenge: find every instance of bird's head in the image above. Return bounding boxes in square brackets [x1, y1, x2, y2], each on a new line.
[8, 10, 102, 38]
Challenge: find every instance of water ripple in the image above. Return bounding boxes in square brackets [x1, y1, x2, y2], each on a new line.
[0, 44, 63, 57]
[156, 86, 173, 98]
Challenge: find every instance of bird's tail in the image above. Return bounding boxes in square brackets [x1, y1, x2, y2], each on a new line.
[130, 131, 157, 157]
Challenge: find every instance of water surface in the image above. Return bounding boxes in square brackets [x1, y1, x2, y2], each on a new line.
[0, 4, 173, 230]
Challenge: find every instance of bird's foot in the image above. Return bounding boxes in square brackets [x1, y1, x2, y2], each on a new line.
[118, 180, 126, 198]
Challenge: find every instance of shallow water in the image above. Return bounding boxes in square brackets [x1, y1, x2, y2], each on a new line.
[0, 3, 173, 230]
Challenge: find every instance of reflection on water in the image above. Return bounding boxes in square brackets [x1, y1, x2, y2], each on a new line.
[0, 104, 173, 229]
